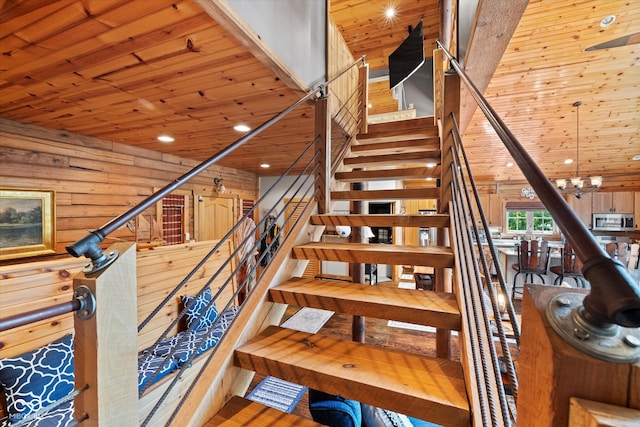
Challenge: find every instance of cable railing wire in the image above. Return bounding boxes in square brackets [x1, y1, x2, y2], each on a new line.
[137, 142, 321, 395]
[65, 55, 366, 276]
[450, 126, 514, 426]
[436, 41, 640, 328]
[450, 113, 520, 405]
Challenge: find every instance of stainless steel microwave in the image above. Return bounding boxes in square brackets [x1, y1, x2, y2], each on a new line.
[592, 213, 635, 231]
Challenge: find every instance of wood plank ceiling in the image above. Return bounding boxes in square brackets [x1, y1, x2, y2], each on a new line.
[0, 0, 315, 176]
[1, 0, 639, 187]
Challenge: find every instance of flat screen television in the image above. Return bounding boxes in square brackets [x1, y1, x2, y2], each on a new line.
[389, 20, 425, 90]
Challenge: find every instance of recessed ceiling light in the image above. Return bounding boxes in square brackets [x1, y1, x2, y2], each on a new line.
[260, 163, 270, 169]
[600, 15, 615, 27]
[385, 7, 396, 19]
[632, 155, 640, 161]
[425, 162, 437, 168]
[564, 158, 573, 165]
[234, 124, 251, 132]
[506, 162, 513, 167]
[157, 135, 174, 143]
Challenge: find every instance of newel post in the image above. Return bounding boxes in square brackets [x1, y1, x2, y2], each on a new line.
[73, 242, 138, 425]
[516, 285, 640, 426]
[315, 94, 331, 214]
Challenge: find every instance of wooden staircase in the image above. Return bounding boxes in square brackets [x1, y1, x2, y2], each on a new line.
[211, 117, 471, 426]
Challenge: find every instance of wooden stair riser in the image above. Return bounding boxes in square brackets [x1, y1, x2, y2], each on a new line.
[343, 151, 441, 167]
[351, 138, 440, 155]
[364, 116, 436, 133]
[331, 187, 440, 201]
[335, 166, 441, 182]
[291, 242, 454, 268]
[310, 213, 450, 228]
[270, 277, 461, 330]
[234, 326, 470, 427]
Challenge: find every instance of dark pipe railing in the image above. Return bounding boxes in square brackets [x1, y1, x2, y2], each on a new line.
[437, 41, 640, 328]
[0, 300, 79, 332]
[66, 55, 366, 275]
[0, 285, 95, 332]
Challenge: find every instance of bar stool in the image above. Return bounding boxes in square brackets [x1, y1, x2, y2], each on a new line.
[606, 242, 629, 266]
[550, 242, 587, 288]
[511, 239, 550, 300]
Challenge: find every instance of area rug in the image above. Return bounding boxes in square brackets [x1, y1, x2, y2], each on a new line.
[280, 307, 334, 333]
[246, 375, 307, 413]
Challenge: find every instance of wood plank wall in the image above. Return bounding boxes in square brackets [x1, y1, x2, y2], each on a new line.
[327, 18, 358, 129]
[0, 118, 258, 262]
[0, 240, 236, 359]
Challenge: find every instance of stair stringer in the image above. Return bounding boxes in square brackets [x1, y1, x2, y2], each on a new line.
[166, 202, 322, 427]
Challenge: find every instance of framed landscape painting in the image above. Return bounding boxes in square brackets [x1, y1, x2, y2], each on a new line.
[0, 189, 56, 260]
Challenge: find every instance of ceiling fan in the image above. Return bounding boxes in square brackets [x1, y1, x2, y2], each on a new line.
[586, 31, 640, 51]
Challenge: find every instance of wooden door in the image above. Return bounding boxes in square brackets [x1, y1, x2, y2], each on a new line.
[196, 196, 235, 241]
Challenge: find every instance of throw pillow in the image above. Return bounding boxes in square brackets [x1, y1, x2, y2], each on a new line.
[180, 287, 218, 331]
[0, 334, 74, 423]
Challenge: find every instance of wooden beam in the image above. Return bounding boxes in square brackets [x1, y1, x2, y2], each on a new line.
[459, 0, 529, 133]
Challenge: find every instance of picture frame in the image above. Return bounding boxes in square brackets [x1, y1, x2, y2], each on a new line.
[0, 188, 56, 260]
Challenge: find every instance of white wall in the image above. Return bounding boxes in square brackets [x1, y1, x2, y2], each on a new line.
[228, 0, 326, 88]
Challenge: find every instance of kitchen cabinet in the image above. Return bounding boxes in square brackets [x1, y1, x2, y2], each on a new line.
[470, 194, 490, 224]
[567, 192, 593, 228]
[488, 194, 503, 229]
[592, 192, 634, 214]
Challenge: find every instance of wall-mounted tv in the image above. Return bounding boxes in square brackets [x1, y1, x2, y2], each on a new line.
[389, 20, 425, 90]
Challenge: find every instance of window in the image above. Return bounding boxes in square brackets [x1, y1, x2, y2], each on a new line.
[505, 201, 555, 235]
[506, 210, 555, 234]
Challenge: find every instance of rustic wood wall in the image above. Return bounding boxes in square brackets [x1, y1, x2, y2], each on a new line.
[0, 119, 258, 264]
[327, 18, 358, 128]
[0, 240, 237, 359]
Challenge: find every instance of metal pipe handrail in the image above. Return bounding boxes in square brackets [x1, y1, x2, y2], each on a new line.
[65, 55, 367, 274]
[0, 300, 80, 332]
[437, 41, 640, 328]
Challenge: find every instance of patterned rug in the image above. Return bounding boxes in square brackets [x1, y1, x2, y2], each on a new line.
[246, 376, 307, 413]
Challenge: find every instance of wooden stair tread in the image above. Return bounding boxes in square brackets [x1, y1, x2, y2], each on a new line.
[270, 277, 461, 330]
[343, 151, 441, 167]
[351, 138, 440, 155]
[335, 167, 440, 182]
[310, 213, 450, 228]
[292, 242, 454, 268]
[360, 117, 438, 140]
[234, 326, 470, 427]
[331, 187, 440, 201]
[204, 395, 322, 426]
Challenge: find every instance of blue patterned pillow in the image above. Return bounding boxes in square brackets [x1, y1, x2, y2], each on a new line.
[180, 287, 218, 331]
[0, 334, 74, 423]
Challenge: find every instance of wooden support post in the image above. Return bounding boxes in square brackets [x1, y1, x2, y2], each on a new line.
[315, 95, 331, 214]
[517, 285, 640, 426]
[358, 63, 369, 135]
[439, 71, 459, 214]
[435, 225, 452, 359]
[350, 178, 366, 343]
[73, 242, 138, 425]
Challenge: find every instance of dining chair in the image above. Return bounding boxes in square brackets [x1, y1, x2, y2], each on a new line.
[511, 239, 550, 300]
[550, 242, 588, 288]
[605, 242, 629, 266]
